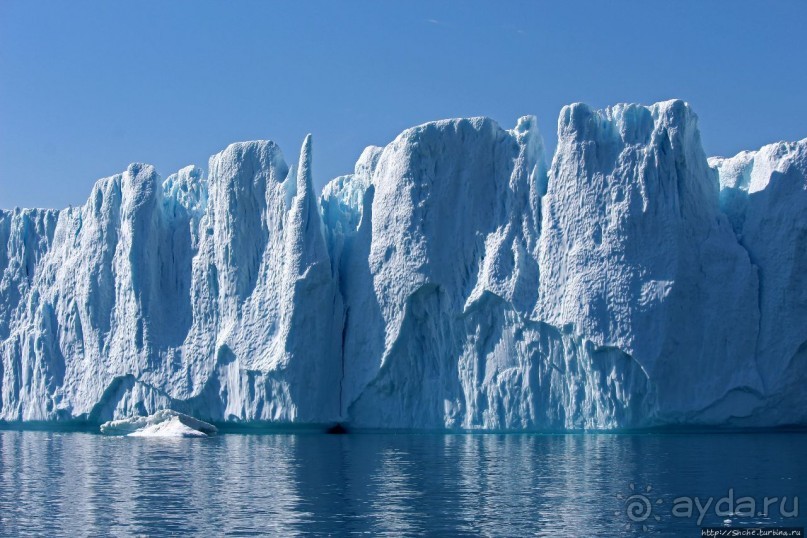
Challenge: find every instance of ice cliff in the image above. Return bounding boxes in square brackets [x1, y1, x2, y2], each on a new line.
[1, 100, 805, 430]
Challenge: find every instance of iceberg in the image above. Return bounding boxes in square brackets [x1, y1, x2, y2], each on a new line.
[100, 410, 217, 437]
[0, 100, 805, 430]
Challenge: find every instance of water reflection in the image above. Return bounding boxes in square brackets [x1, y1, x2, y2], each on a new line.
[0, 431, 804, 536]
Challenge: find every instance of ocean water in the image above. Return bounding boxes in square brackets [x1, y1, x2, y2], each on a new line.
[0, 430, 804, 536]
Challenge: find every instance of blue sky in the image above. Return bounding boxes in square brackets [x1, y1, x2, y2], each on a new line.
[1, 1, 806, 209]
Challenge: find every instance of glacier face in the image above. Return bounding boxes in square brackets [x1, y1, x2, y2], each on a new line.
[1, 100, 805, 429]
[537, 101, 763, 424]
[1, 139, 342, 423]
[709, 139, 807, 425]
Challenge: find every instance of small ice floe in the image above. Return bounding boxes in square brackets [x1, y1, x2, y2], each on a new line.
[100, 410, 217, 438]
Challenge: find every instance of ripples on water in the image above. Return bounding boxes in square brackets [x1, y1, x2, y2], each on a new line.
[0, 430, 804, 536]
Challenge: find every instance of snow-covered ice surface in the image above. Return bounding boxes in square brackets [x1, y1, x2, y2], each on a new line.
[1, 100, 805, 430]
[100, 410, 217, 437]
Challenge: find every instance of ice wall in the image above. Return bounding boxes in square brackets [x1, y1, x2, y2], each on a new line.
[536, 101, 763, 423]
[710, 139, 807, 425]
[0, 139, 342, 423]
[0, 101, 805, 429]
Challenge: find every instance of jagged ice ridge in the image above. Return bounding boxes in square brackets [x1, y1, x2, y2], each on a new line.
[1, 100, 806, 430]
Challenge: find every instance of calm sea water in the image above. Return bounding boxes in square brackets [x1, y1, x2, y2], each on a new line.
[0, 430, 804, 536]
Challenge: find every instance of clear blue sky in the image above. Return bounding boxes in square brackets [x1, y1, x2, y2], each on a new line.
[1, 1, 806, 209]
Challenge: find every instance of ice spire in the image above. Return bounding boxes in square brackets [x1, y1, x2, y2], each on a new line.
[287, 134, 329, 275]
[297, 134, 314, 197]
[280, 134, 343, 422]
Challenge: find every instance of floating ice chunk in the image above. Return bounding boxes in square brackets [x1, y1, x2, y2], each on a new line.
[128, 419, 209, 438]
[99, 410, 217, 437]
